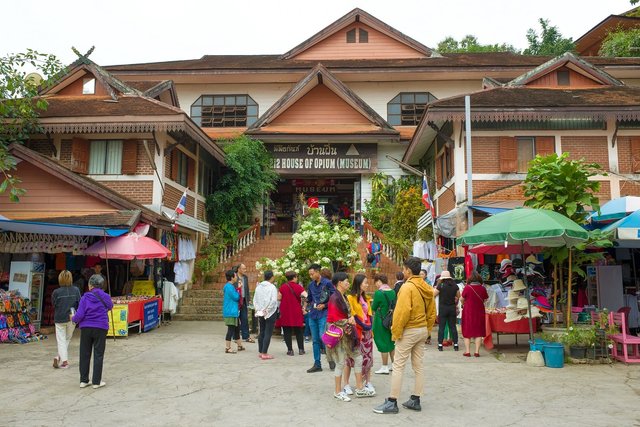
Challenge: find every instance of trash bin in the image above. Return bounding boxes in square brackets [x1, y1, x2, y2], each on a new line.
[543, 343, 564, 368]
[529, 338, 547, 352]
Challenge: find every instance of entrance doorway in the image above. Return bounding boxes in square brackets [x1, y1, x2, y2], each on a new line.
[267, 177, 360, 233]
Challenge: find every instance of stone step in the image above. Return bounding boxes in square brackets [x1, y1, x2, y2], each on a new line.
[181, 296, 222, 306]
[177, 305, 218, 314]
[184, 289, 223, 298]
[171, 313, 220, 321]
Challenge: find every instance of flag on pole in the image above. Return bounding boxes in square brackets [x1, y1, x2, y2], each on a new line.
[422, 175, 435, 218]
[175, 189, 187, 215]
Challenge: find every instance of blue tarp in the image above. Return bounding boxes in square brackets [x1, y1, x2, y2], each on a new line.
[0, 219, 129, 237]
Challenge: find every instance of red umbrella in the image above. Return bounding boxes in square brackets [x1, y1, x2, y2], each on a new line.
[84, 232, 171, 260]
[469, 242, 543, 255]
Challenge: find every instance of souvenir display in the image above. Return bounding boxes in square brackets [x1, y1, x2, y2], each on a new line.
[0, 290, 46, 343]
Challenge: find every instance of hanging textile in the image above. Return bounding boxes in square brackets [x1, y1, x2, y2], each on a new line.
[161, 231, 179, 261]
[173, 261, 190, 284]
[178, 236, 195, 261]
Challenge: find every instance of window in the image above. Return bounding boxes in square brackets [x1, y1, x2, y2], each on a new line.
[82, 78, 95, 95]
[198, 161, 215, 196]
[346, 29, 356, 43]
[557, 70, 570, 86]
[387, 92, 437, 126]
[176, 150, 189, 187]
[516, 137, 535, 173]
[439, 146, 452, 183]
[359, 28, 368, 43]
[191, 95, 258, 127]
[88, 140, 122, 174]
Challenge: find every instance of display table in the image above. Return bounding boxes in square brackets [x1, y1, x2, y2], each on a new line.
[110, 296, 162, 335]
[484, 312, 538, 350]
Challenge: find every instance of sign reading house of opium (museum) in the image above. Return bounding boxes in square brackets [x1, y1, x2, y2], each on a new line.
[267, 143, 377, 173]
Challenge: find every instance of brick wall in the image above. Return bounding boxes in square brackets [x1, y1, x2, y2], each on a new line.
[620, 181, 640, 197]
[28, 140, 55, 157]
[473, 180, 525, 200]
[101, 181, 153, 204]
[470, 136, 500, 173]
[164, 184, 195, 217]
[60, 140, 72, 168]
[164, 153, 171, 179]
[437, 185, 456, 215]
[561, 136, 609, 171]
[616, 136, 640, 174]
[594, 181, 610, 203]
[135, 141, 154, 175]
[197, 200, 206, 221]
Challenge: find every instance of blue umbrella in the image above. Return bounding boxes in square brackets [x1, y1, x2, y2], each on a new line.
[590, 196, 640, 223]
[602, 209, 640, 241]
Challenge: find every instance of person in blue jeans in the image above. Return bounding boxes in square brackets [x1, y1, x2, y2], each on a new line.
[306, 263, 336, 373]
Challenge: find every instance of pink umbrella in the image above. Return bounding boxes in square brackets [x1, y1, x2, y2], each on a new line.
[84, 232, 171, 260]
[469, 242, 543, 255]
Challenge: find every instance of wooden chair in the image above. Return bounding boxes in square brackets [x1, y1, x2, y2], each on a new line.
[608, 312, 640, 364]
[617, 307, 631, 334]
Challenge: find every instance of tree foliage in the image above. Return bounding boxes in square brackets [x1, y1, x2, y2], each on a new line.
[437, 35, 518, 53]
[205, 135, 278, 241]
[599, 27, 640, 57]
[523, 19, 575, 56]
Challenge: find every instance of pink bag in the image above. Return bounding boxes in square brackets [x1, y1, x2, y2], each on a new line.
[321, 324, 343, 349]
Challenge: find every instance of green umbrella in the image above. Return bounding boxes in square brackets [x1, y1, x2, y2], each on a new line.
[458, 208, 589, 248]
[458, 208, 589, 340]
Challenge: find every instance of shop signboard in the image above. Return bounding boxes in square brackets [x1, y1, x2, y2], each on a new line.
[267, 143, 377, 174]
[132, 280, 155, 296]
[143, 299, 159, 332]
[107, 305, 129, 337]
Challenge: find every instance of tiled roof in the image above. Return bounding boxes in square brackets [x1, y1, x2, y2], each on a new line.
[26, 210, 141, 228]
[124, 80, 166, 92]
[38, 95, 181, 117]
[104, 53, 640, 73]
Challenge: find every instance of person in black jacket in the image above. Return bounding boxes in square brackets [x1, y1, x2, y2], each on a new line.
[433, 271, 461, 352]
[52, 270, 81, 369]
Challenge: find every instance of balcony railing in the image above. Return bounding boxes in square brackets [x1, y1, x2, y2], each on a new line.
[218, 222, 261, 264]
[363, 221, 404, 266]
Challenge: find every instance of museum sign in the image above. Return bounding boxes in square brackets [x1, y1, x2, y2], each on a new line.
[267, 143, 377, 174]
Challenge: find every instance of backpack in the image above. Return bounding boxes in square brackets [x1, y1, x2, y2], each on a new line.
[379, 291, 396, 330]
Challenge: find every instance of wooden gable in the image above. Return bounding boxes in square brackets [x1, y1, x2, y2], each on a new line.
[526, 66, 604, 89]
[56, 72, 113, 96]
[269, 84, 371, 126]
[293, 22, 426, 60]
[0, 161, 116, 219]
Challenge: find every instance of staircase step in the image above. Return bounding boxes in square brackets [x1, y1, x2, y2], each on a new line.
[172, 314, 221, 321]
[177, 305, 218, 314]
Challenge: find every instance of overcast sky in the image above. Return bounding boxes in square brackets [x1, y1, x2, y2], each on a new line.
[1, 0, 635, 66]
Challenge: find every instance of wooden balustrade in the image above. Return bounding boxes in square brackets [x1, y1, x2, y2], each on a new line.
[217, 223, 261, 264]
[362, 221, 405, 266]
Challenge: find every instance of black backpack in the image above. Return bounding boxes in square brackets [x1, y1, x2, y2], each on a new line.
[380, 291, 396, 329]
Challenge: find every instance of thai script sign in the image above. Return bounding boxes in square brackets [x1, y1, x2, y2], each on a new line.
[267, 143, 377, 173]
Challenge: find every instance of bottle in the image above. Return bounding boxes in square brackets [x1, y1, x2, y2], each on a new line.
[70, 307, 76, 316]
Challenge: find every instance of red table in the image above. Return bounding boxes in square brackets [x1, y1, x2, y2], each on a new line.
[484, 312, 538, 350]
[113, 297, 163, 333]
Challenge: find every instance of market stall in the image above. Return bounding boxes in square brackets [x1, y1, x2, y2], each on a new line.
[484, 311, 539, 349]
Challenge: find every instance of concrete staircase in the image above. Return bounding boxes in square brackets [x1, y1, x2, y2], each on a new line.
[173, 233, 403, 321]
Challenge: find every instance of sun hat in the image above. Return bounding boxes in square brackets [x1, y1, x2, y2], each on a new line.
[499, 259, 512, 271]
[517, 297, 529, 309]
[438, 270, 452, 280]
[507, 290, 521, 301]
[505, 310, 523, 323]
[512, 279, 527, 291]
[525, 255, 542, 265]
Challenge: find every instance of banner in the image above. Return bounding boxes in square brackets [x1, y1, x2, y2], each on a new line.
[132, 280, 155, 296]
[107, 304, 129, 337]
[143, 300, 159, 332]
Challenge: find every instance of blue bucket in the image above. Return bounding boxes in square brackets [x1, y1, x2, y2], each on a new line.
[543, 343, 564, 368]
[529, 339, 547, 352]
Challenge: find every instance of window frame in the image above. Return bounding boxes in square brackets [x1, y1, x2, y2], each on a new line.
[82, 78, 95, 95]
[359, 28, 368, 43]
[557, 70, 570, 86]
[346, 28, 356, 43]
[176, 150, 189, 187]
[190, 94, 258, 128]
[88, 140, 123, 175]
[387, 92, 437, 126]
[516, 136, 535, 173]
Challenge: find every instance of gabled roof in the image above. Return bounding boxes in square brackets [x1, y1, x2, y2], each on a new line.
[507, 52, 623, 87]
[6, 143, 172, 228]
[125, 80, 180, 108]
[280, 8, 433, 59]
[575, 7, 640, 55]
[245, 63, 398, 137]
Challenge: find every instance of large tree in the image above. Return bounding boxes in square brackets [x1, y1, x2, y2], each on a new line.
[0, 49, 64, 200]
[523, 18, 575, 56]
[437, 35, 518, 53]
[599, 27, 640, 57]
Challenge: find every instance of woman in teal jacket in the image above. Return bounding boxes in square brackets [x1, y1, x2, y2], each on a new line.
[223, 270, 244, 353]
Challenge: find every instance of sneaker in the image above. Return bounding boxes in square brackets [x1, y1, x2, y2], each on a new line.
[306, 365, 322, 373]
[373, 399, 399, 414]
[365, 382, 376, 395]
[329, 361, 336, 370]
[298, 349, 306, 355]
[438, 344, 443, 352]
[334, 391, 351, 402]
[92, 381, 106, 389]
[454, 344, 459, 351]
[355, 387, 375, 398]
[53, 357, 59, 369]
[79, 382, 90, 388]
[375, 366, 389, 375]
[402, 397, 422, 411]
[389, 365, 393, 372]
[343, 384, 354, 395]
[304, 336, 311, 343]
[60, 361, 69, 369]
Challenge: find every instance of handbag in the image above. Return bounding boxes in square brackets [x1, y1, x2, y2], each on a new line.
[366, 253, 375, 264]
[318, 283, 330, 305]
[321, 323, 344, 349]
[380, 291, 395, 330]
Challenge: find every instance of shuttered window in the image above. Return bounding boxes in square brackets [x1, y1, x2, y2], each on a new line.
[500, 136, 555, 174]
[70, 138, 89, 174]
[191, 94, 258, 128]
[535, 136, 555, 157]
[499, 137, 518, 173]
[516, 137, 535, 173]
[88, 140, 122, 174]
[387, 92, 437, 126]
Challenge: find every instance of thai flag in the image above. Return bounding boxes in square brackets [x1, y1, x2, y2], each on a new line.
[422, 175, 435, 218]
[175, 190, 187, 215]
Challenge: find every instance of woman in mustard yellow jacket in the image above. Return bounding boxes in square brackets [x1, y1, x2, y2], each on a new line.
[343, 273, 375, 396]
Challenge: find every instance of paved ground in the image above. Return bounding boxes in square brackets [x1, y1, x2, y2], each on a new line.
[1, 321, 639, 427]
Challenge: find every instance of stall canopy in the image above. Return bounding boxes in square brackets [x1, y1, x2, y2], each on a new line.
[590, 196, 640, 223]
[0, 211, 140, 237]
[470, 200, 525, 216]
[602, 209, 640, 247]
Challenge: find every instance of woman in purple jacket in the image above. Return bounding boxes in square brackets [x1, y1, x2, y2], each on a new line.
[71, 274, 113, 389]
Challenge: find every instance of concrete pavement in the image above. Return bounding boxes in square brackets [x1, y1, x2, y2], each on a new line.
[1, 321, 639, 427]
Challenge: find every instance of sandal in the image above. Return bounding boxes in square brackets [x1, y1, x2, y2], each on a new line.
[244, 337, 255, 343]
[237, 345, 246, 351]
[225, 348, 237, 354]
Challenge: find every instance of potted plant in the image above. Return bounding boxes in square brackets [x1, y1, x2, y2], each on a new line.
[560, 326, 596, 359]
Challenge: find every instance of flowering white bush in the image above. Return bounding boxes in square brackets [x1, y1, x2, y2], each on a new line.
[256, 209, 363, 284]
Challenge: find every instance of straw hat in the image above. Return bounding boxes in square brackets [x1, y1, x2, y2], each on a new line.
[499, 259, 512, 272]
[525, 255, 542, 264]
[528, 306, 542, 318]
[512, 279, 527, 291]
[517, 297, 529, 310]
[505, 310, 523, 323]
[438, 270, 452, 281]
[507, 290, 521, 301]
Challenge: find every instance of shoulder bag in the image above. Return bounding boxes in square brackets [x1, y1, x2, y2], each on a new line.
[318, 282, 330, 305]
[380, 291, 396, 330]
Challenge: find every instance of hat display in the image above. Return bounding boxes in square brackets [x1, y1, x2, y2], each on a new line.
[524, 306, 542, 318]
[525, 255, 542, 265]
[517, 297, 529, 309]
[499, 259, 512, 271]
[505, 310, 523, 323]
[438, 270, 452, 280]
[512, 279, 527, 291]
[507, 290, 521, 301]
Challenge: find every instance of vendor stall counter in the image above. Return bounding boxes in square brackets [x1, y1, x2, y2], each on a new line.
[484, 312, 538, 350]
